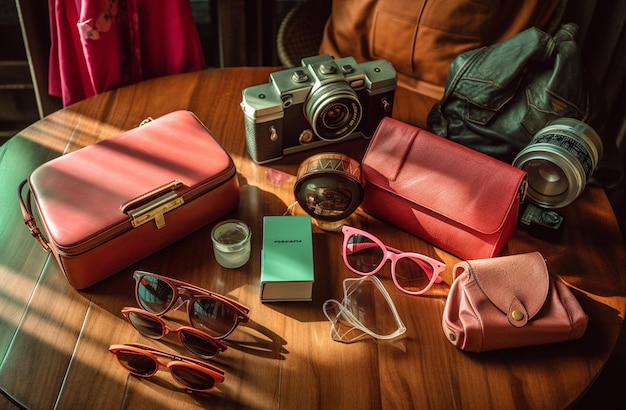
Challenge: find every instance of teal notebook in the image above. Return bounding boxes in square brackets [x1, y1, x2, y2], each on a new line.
[260, 215, 314, 302]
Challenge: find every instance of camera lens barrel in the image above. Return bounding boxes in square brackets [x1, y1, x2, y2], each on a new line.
[304, 82, 362, 141]
[513, 118, 603, 208]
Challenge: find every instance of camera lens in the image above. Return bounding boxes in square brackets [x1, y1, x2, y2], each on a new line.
[525, 160, 569, 197]
[323, 104, 351, 130]
[305, 82, 362, 141]
[513, 118, 602, 209]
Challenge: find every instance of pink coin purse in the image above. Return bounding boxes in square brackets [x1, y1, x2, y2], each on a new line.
[442, 251, 588, 352]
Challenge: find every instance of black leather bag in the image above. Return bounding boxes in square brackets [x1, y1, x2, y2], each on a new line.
[427, 23, 623, 187]
[427, 23, 597, 164]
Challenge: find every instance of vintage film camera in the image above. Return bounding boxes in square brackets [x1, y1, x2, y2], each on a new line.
[241, 55, 396, 163]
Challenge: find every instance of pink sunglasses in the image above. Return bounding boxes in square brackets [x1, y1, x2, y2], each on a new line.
[341, 225, 446, 295]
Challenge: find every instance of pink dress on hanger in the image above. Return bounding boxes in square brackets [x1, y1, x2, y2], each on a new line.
[49, 0, 206, 106]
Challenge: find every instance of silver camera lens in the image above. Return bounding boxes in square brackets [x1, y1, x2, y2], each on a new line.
[513, 118, 603, 208]
[305, 82, 362, 141]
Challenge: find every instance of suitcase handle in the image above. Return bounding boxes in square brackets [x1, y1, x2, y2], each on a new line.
[18, 179, 51, 252]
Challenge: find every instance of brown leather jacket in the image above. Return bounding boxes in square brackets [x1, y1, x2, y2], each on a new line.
[319, 0, 560, 127]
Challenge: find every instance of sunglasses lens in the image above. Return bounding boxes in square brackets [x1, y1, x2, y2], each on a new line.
[170, 365, 216, 391]
[323, 300, 368, 343]
[179, 330, 219, 358]
[346, 277, 402, 336]
[127, 311, 164, 338]
[323, 276, 407, 343]
[190, 298, 238, 338]
[394, 256, 434, 293]
[136, 274, 175, 314]
[345, 233, 384, 274]
[116, 350, 158, 376]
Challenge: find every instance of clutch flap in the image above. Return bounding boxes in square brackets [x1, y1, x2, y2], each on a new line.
[454, 252, 550, 327]
[363, 117, 527, 235]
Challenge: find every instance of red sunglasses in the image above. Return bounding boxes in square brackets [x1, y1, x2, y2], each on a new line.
[109, 343, 225, 392]
[122, 307, 227, 359]
[133, 271, 249, 339]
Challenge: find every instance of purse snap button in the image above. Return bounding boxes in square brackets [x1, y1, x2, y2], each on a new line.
[511, 310, 525, 321]
[446, 328, 457, 342]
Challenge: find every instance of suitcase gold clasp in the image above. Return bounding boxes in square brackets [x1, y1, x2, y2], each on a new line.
[127, 191, 184, 229]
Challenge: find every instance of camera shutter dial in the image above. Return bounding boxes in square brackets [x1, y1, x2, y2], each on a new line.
[319, 63, 336, 75]
[292, 70, 308, 83]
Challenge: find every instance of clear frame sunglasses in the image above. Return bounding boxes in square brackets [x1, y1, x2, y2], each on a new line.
[323, 276, 407, 343]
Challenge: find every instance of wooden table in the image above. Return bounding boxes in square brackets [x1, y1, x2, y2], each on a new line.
[1, 67, 625, 409]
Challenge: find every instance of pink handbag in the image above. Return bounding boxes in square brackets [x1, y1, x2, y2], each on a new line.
[360, 117, 527, 260]
[442, 252, 588, 352]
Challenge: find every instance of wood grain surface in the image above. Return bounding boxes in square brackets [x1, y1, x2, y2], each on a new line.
[0, 67, 625, 409]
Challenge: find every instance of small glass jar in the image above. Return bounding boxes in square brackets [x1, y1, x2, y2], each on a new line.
[211, 220, 251, 268]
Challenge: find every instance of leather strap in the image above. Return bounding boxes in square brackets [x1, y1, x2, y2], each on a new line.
[18, 179, 51, 252]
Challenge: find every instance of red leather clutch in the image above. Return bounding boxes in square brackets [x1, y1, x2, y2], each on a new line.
[360, 117, 527, 260]
[19, 111, 239, 289]
[442, 252, 588, 352]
